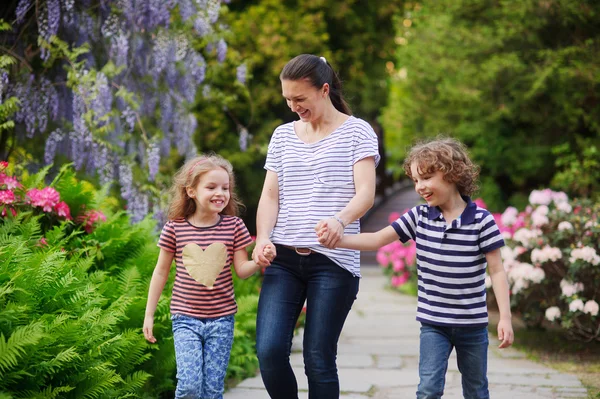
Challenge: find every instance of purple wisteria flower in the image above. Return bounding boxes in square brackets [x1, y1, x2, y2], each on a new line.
[44, 129, 64, 165]
[216, 39, 227, 63]
[236, 63, 247, 85]
[15, 0, 31, 24]
[239, 127, 249, 152]
[147, 142, 160, 181]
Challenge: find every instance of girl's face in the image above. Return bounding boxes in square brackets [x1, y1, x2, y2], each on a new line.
[187, 168, 231, 216]
[281, 78, 329, 122]
[410, 161, 458, 208]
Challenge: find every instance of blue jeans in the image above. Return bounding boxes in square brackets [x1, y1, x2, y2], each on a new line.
[172, 314, 235, 399]
[417, 323, 489, 399]
[256, 245, 360, 399]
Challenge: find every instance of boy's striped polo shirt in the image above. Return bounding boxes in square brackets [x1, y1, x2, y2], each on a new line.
[391, 197, 505, 327]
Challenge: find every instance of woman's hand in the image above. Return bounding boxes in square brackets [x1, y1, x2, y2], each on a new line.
[253, 237, 275, 267]
[315, 217, 344, 248]
[143, 315, 157, 343]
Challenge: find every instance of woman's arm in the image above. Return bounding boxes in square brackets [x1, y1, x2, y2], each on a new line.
[486, 248, 514, 348]
[319, 157, 376, 248]
[143, 249, 175, 343]
[253, 170, 279, 265]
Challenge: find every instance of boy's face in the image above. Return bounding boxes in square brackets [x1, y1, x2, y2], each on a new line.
[410, 161, 458, 208]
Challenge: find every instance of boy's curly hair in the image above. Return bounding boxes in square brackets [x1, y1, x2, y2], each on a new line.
[402, 136, 480, 196]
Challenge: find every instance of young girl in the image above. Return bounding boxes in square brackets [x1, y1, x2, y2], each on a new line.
[143, 154, 274, 399]
[317, 137, 514, 399]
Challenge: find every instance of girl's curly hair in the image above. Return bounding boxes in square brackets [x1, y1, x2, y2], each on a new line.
[403, 136, 480, 196]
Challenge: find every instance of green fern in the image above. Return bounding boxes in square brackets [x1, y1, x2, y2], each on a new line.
[0, 322, 45, 373]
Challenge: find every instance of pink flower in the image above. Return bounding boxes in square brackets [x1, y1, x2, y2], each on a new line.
[37, 237, 49, 247]
[27, 187, 60, 212]
[54, 201, 72, 220]
[0, 190, 15, 204]
[0, 174, 20, 190]
[1, 206, 17, 217]
[391, 274, 409, 287]
[392, 259, 405, 272]
[474, 198, 487, 209]
[583, 300, 599, 317]
[529, 189, 553, 206]
[77, 210, 107, 233]
[0, 161, 7, 169]
[388, 211, 401, 224]
[376, 251, 390, 267]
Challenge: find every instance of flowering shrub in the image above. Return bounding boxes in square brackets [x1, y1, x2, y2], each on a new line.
[0, 162, 104, 233]
[493, 189, 600, 342]
[376, 211, 418, 290]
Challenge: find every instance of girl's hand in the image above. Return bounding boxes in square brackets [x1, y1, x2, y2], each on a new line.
[253, 237, 274, 267]
[497, 319, 514, 348]
[315, 218, 344, 249]
[263, 244, 276, 263]
[143, 315, 157, 343]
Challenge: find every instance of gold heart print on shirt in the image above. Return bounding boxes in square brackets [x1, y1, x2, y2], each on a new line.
[182, 243, 227, 288]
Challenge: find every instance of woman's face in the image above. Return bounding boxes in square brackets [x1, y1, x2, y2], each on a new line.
[281, 79, 328, 122]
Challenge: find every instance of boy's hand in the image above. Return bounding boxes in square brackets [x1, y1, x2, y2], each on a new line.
[497, 319, 514, 348]
[143, 315, 157, 343]
[315, 221, 328, 244]
[263, 244, 276, 263]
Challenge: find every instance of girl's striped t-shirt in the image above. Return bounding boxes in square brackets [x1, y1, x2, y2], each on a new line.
[391, 199, 505, 327]
[265, 115, 380, 277]
[158, 215, 253, 318]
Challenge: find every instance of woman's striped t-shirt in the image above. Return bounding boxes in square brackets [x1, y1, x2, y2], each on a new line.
[158, 215, 253, 318]
[391, 198, 505, 327]
[265, 115, 380, 277]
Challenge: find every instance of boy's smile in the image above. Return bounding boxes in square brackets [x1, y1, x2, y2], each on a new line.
[410, 162, 458, 209]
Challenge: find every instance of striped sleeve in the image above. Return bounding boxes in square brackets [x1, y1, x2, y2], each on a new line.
[233, 217, 253, 252]
[158, 220, 176, 252]
[478, 211, 505, 253]
[264, 127, 282, 173]
[391, 206, 419, 243]
[352, 121, 381, 167]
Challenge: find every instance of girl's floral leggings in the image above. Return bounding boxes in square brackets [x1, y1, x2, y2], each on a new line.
[171, 313, 234, 399]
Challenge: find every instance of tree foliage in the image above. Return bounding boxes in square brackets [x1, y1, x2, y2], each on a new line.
[382, 0, 600, 210]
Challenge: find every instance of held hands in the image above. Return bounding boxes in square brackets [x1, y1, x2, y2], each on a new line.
[253, 238, 276, 267]
[315, 217, 344, 249]
[497, 318, 514, 349]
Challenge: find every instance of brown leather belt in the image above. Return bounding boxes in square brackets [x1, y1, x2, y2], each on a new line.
[279, 244, 312, 256]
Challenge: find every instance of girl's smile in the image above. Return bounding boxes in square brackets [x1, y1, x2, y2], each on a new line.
[187, 168, 231, 223]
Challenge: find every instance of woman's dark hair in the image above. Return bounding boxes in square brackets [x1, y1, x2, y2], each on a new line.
[280, 54, 351, 115]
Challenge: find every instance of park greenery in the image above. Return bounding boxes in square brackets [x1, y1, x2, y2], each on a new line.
[1, 0, 599, 396]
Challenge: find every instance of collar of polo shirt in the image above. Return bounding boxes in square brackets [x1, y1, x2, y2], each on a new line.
[427, 195, 477, 224]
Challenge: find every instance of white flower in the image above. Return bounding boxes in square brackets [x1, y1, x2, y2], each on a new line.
[583, 300, 599, 317]
[531, 246, 562, 264]
[511, 278, 529, 295]
[545, 306, 561, 321]
[558, 221, 573, 231]
[485, 275, 492, 289]
[528, 267, 545, 284]
[513, 228, 542, 248]
[502, 231, 513, 240]
[570, 246, 600, 266]
[556, 201, 572, 213]
[569, 299, 585, 313]
[501, 206, 518, 226]
[529, 189, 553, 206]
[560, 279, 584, 297]
[535, 205, 549, 216]
[552, 191, 569, 205]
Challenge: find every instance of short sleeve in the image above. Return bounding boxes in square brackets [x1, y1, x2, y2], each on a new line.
[233, 217, 253, 252]
[391, 206, 420, 243]
[264, 127, 282, 173]
[478, 212, 505, 253]
[352, 120, 381, 167]
[158, 220, 176, 252]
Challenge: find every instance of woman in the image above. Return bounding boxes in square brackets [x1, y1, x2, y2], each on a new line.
[252, 54, 380, 398]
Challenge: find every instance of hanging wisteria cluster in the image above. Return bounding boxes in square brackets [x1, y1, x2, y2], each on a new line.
[2, 0, 230, 223]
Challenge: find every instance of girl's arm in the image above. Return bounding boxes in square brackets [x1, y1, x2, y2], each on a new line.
[234, 244, 275, 279]
[486, 248, 514, 349]
[318, 157, 376, 248]
[143, 249, 175, 343]
[319, 225, 400, 251]
[253, 170, 279, 266]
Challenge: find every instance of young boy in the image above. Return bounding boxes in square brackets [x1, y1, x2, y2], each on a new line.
[316, 137, 514, 399]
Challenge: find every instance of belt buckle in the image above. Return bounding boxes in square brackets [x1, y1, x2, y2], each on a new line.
[295, 247, 311, 256]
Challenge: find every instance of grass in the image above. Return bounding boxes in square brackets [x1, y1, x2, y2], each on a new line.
[488, 310, 600, 398]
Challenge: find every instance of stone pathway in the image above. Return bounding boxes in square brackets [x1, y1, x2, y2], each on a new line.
[225, 268, 588, 398]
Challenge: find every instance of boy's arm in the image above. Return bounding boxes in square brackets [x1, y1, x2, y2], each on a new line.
[333, 226, 400, 251]
[486, 248, 514, 348]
